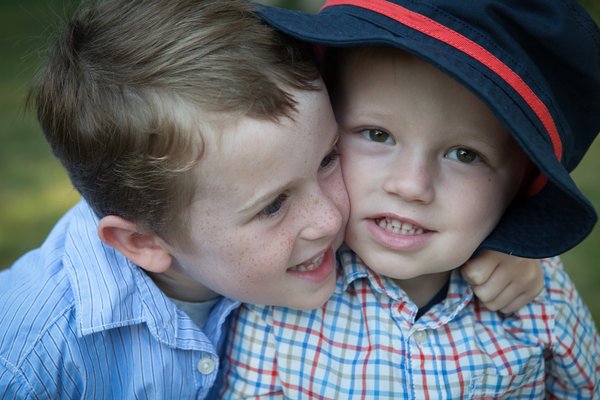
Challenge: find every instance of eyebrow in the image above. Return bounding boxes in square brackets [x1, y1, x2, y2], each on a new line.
[238, 130, 340, 216]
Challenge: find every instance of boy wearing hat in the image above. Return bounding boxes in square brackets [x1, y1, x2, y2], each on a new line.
[221, 0, 600, 398]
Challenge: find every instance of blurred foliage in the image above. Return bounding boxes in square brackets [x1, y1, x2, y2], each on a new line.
[1, 0, 599, 327]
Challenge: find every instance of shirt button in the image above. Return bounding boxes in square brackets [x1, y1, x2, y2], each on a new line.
[413, 331, 427, 343]
[197, 357, 216, 375]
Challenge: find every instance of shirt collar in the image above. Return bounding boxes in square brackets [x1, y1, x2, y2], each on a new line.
[335, 245, 473, 325]
[63, 200, 239, 349]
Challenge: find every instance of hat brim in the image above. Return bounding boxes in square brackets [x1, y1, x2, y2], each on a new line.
[260, 4, 597, 257]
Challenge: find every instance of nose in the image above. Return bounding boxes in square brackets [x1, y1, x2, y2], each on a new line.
[300, 190, 344, 242]
[382, 152, 435, 204]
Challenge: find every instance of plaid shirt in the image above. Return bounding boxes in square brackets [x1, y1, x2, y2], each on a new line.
[221, 247, 599, 399]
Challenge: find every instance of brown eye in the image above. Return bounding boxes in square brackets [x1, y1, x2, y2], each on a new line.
[359, 129, 394, 144]
[446, 148, 481, 164]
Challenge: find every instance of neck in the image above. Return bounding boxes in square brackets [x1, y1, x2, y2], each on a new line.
[393, 270, 452, 308]
[146, 269, 219, 303]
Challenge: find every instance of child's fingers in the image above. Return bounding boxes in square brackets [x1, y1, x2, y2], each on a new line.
[470, 273, 510, 307]
[499, 293, 533, 315]
[461, 251, 499, 286]
[463, 251, 543, 312]
[474, 267, 544, 313]
[475, 281, 519, 312]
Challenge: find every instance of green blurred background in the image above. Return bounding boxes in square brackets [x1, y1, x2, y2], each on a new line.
[1, 0, 598, 328]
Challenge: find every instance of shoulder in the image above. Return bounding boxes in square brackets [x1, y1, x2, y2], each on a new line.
[534, 257, 600, 397]
[540, 256, 598, 338]
[0, 202, 95, 393]
[504, 257, 598, 349]
[0, 286, 79, 398]
[0, 246, 76, 362]
[540, 257, 570, 293]
[0, 202, 98, 353]
[536, 256, 590, 324]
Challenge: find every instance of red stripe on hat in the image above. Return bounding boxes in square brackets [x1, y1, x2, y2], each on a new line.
[321, 0, 561, 194]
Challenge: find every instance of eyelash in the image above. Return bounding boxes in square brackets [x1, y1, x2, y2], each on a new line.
[359, 128, 395, 145]
[445, 147, 482, 164]
[259, 193, 289, 218]
[320, 149, 340, 170]
[258, 148, 339, 220]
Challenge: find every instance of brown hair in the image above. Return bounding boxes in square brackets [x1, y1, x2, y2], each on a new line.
[29, 0, 320, 242]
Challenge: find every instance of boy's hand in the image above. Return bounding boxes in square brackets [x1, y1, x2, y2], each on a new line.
[461, 250, 543, 314]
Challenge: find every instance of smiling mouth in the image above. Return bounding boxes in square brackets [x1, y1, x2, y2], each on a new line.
[376, 218, 426, 235]
[289, 253, 325, 273]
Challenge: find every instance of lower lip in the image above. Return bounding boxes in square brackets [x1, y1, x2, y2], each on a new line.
[366, 219, 433, 251]
[287, 247, 335, 284]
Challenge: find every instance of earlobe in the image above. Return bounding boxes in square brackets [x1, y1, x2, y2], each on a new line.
[98, 215, 172, 273]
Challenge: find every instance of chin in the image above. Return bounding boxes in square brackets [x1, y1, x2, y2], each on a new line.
[298, 288, 335, 310]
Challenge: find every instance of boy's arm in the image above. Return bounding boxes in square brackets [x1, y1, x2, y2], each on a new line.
[220, 305, 285, 399]
[461, 250, 543, 313]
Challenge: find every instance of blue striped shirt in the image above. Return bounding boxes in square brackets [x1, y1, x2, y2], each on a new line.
[0, 200, 239, 399]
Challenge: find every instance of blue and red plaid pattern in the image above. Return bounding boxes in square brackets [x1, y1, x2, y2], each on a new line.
[221, 248, 599, 399]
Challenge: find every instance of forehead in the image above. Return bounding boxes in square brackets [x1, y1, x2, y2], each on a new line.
[213, 88, 329, 160]
[338, 47, 511, 137]
[192, 86, 336, 199]
[339, 47, 469, 100]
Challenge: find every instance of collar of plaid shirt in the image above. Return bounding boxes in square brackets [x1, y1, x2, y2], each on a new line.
[335, 245, 472, 325]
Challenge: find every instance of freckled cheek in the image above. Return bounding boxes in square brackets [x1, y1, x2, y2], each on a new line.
[328, 170, 351, 222]
[236, 233, 297, 283]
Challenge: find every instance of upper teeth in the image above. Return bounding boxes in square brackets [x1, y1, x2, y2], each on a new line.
[292, 253, 324, 272]
[377, 218, 424, 235]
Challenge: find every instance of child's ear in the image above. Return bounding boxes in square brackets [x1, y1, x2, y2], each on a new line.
[98, 215, 172, 273]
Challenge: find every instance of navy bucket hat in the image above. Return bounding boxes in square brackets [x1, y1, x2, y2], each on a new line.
[259, 0, 600, 258]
